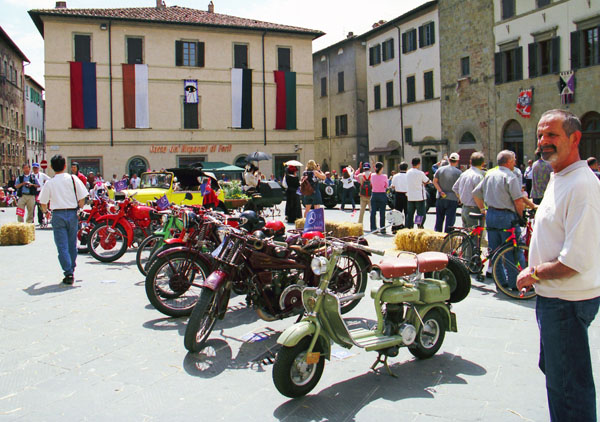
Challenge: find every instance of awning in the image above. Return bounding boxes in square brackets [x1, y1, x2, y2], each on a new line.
[458, 149, 476, 166]
[411, 139, 448, 146]
[369, 146, 399, 155]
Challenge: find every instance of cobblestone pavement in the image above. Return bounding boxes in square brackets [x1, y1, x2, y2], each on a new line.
[0, 205, 598, 421]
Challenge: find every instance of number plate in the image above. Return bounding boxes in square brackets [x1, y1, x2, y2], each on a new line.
[306, 352, 320, 365]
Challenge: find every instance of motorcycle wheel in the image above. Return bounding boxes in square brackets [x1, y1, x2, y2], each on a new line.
[145, 251, 210, 317]
[136, 234, 164, 276]
[272, 337, 325, 398]
[409, 309, 446, 359]
[77, 227, 90, 254]
[184, 287, 223, 352]
[425, 255, 471, 303]
[329, 252, 369, 314]
[87, 223, 128, 262]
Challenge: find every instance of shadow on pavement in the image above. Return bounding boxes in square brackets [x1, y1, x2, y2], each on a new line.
[23, 282, 81, 295]
[470, 279, 536, 309]
[143, 316, 188, 335]
[273, 352, 486, 421]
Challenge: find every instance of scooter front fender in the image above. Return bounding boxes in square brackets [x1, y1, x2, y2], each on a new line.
[407, 303, 457, 333]
[277, 321, 331, 360]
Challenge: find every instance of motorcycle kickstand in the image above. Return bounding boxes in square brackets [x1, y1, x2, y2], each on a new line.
[370, 353, 397, 378]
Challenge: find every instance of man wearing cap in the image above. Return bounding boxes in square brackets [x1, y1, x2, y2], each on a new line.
[15, 163, 40, 223]
[433, 153, 462, 233]
[31, 163, 51, 226]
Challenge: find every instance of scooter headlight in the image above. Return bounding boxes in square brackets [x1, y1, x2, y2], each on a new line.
[310, 256, 328, 275]
[369, 268, 382, 280]
[182, 211, 196, 229]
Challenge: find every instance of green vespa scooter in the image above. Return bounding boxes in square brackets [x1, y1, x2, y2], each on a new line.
[272, 240, 468, 398]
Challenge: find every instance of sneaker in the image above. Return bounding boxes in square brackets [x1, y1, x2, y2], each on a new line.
[62, 275, 74, 285]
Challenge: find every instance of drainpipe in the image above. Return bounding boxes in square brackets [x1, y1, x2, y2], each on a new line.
[108, 19, 114, 147]
[326, 54, 332, 167]
[395, 25, 405, 161]
[262, 31, 267, 146]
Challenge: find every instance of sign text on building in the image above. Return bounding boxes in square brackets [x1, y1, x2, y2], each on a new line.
[150, 144, 233, 154]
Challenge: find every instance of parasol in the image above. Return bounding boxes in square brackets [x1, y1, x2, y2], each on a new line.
[284, 160, 303, 167]
[246, 151, 272, 162]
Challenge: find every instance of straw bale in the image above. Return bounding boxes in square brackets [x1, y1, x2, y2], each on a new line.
[394, 228, 445, 254]
[0, 222, 35, 245]
[295, 219, 363, 237]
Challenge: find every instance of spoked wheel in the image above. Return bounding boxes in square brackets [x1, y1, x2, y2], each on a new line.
[409, 309, 446, 359]
[87, 222, 128, 262]
[440, 231, 480, 273]
[426, 255, 471, 303]
[329, 252, 369, 314]
[145, 251, 210, 317]
[184, 287, 225, 352]
[492, 243, 535, 300]
[136, 234, 164, 276]
[272, 337, 325, 398]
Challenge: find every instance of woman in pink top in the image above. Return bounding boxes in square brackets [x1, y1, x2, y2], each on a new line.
[370, 162, 389, 233]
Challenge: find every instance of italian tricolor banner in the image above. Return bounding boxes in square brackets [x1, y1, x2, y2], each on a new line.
[274, 71, 296, 130]
[231, 68, 252, 129]
[69, 61, 97, 129]
[122, 64, 149, 128]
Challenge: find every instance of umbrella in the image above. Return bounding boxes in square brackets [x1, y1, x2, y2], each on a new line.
[246, 151, 272, 162]
[284, 160, 303, 167]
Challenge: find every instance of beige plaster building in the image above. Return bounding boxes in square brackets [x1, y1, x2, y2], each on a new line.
[29, 1, 322, 179]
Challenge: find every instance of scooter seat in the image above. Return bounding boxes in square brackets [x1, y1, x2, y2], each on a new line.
[416, 251, 448, 273]
[375, 255, 418, 279]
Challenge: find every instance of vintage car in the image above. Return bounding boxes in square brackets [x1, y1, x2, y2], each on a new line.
[114, 167, 224, 205]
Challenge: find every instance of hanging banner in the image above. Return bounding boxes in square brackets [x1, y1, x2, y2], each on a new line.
[184, 80, 198, 104]
[558, 71, 575, 104]
[516, 89, 532, 119]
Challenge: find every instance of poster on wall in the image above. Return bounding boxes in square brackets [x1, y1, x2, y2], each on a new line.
[516, 89, 532, 119]
[184, 80, 198, 104]
[558, 71, 575, 104]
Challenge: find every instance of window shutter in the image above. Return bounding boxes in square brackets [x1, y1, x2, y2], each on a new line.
[515, 47, 523, 81]
[570, 31, 580, 70]
[550, 36, 560, 73]
[494, 52, 503, 84]
[382, 44, 387, 62]
[418, 25, 424, 48]
[528, 42, 538, 78]
[430, 21, 435, 45]
[402, 32, 407, 54]
[175, 41, 183, 66]
[369, 47, 374, 65]
[197, 42, 205, 67]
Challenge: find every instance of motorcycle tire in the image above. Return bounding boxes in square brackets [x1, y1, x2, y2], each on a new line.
[87, 223, 128, 263]
[145, 251, 210, 317]
[184, 287, 223, 352]
[136, 234, 164, 276]
[425, 255, 471, 303]
[330, 252, 370, 314]
[272, 337, 325, 398]
[77, 227, 89, 254]
[409, 309, 446, 359]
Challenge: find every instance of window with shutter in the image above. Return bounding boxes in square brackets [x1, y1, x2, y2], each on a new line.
[386, 81, 393, 107]
[126, 37, 143, 64]
[374, 85, 381, 110]
[321, 117, 327, 138]
[406, 76, 416, 103]
[338, 72, 344, 93]
[461, 56, 470, 76]
[424, 71, 434, 100]
[74, 34, 91, 62]
[495, 47, 523, 84]
[183, 97, 199, 129]
[278, 47, 291, 71]
[420, 22, 435, 47]
[382, 39, 394, 61]
[501, 0, 515, 20]
[234, 44, 248, 69]
[404, 127, 413, 144]
[321, 77, 327, 97]
[403, 29, 417, 53]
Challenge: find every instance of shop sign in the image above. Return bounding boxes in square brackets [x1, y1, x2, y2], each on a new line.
[149, 144, 232, 154]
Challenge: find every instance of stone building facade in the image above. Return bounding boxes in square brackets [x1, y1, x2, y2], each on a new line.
[24, 75, 45, 165]
[313, 34, 368, 173]
[439, 0, 496, 168]
[0, 26, 28, 185]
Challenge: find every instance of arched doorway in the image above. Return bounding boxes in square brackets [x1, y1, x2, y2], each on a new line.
[580, 112, 600, 160]
[502, 120, 523, 165]
[459, 131, 476, 144]
[127, 156, 148, 177]
[234, 155, 248, 168]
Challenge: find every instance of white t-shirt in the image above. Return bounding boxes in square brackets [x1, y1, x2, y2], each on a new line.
[391, 172, 408, 193]
[406, 168, 429, 201]
[529, 160, 600, 301]
[33, 171, 51, 192]
[39, 173, 89, 210]
[130, 176, 141, 189]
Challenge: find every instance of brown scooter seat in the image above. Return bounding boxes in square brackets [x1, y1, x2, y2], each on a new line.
[375, 252, 448, 280]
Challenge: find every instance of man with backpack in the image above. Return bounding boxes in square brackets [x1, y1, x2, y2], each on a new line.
[355, 162, 372, 225]
[15, 163, 40, 224]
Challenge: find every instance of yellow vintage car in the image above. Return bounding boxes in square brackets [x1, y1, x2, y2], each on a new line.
[113, 168, 224, 205]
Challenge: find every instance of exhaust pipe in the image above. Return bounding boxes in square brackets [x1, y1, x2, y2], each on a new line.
[338, 292, 365, 303]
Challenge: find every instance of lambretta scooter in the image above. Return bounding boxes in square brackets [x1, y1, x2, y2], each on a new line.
[272, 240, 467, 398]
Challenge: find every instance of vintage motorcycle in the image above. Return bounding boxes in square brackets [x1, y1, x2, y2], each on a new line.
[271, 240, 470, 398]
[183, 224, 374, 353]
[86, 194, 164, 262]
[76, 195, 114, 253]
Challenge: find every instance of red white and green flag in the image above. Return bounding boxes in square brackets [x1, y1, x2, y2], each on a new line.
[274, 71, 296, 130]
[122, 64, 149, 128]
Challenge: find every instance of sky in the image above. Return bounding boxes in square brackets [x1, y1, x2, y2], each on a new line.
[1, 0, 428, 87]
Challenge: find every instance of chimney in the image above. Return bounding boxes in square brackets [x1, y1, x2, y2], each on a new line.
[347, 31, 354, 38]
[55, 1, 67, 8]
[156, 0, 166, 8]
[208, 1, 214, 13]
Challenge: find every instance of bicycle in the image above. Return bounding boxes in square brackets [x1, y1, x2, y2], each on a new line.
[439, 209, 536, 300]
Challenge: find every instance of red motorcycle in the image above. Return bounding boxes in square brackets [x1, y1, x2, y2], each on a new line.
[77, 196, 114, 253]
[87, 195, 164, 262]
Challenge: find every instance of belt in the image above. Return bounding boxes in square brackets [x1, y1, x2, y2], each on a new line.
[489, 207, 515, 213]
[53, 208, 78, 211]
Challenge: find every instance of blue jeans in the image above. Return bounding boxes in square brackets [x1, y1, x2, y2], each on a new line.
[435, 198, 458, 233]
[341, 187, 355, 210]
[52, 209, 79, 277]
[536, 296, 600, 422]
[406, 200, 426, 229]
[370, 192, 387, 232]
[486, 208, 523, 288]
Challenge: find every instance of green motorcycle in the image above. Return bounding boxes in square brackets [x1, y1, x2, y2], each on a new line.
[272, 241, 470, 398]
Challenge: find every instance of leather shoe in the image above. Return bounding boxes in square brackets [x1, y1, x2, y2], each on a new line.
[62, 275, 74, 285]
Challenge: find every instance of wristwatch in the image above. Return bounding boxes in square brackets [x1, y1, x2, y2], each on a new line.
[530, 266, 540, 281]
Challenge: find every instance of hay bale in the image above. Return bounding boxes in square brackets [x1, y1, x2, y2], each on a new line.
[0, 222, 35, 245]
[394, 228, 446, 254]
[295, 219, 363, 237]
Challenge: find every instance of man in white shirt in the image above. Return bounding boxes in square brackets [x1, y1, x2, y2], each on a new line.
[129, 173, 141, 189]
[390, 162, 408, 230]
[517, 109, 600, 422]
[31, 163, 51, 226]
[405, 157, 431, 229]
[39, 155, 88, 285]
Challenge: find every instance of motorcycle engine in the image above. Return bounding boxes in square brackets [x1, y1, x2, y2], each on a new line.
[253, 270, 303, 317]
